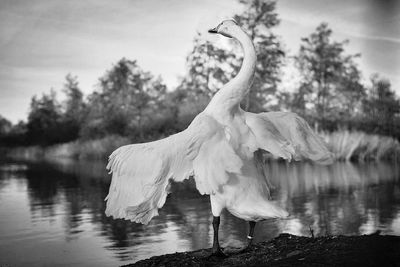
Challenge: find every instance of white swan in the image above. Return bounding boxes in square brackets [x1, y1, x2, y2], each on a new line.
[105, 19, 332, 256]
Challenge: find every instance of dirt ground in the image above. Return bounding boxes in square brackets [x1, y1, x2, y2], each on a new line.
[126, 233, 400, 267]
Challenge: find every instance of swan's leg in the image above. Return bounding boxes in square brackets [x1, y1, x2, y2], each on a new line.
[236, 221, 256, 253]
[209, 195, 226, 257]
[246, 221, 256, 247]
[211, 216, 226, 257]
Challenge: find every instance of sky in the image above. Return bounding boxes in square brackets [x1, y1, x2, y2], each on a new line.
[0, 0, 399, 123]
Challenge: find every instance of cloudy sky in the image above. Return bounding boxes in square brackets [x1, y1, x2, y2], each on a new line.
[0, 0, 399, 123]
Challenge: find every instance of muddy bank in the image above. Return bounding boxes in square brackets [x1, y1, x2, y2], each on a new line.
[127, 233, 400, 267]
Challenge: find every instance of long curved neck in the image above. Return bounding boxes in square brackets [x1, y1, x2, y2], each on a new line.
[231, 29, 256, 95]
[206, 28, 256, 113]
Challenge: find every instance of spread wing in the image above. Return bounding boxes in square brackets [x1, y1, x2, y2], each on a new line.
[105, 132, 191, 224]
[105, 113, 242, 224]
[245, 111, 333, 164]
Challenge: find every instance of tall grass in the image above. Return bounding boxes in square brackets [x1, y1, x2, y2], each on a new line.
[6, 130, 400, 162]
[6, 135, 131, 161]
[73, 135, 131, 159]
[322, 130, 400, 162]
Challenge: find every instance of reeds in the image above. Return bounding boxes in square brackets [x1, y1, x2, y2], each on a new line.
[321, 130, 400, 162]
[7, 135, 131, 161]
[74, 135, 131, 159]
[6, 131, 400, 162]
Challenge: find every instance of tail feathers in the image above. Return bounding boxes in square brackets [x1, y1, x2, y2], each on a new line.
[262, 202, 289, 218]
[229, 199, 289, 221]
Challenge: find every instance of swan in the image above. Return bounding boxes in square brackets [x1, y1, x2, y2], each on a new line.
[105, 19, 333, 256]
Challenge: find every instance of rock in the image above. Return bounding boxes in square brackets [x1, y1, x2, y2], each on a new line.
[286, 250, 302, 257]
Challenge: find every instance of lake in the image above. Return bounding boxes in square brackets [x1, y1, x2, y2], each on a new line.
[0, 158, 399, 266]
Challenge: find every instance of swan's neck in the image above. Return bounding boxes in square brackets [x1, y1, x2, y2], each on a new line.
[206, 29, 256, 113]
[232, 30, 256, 94]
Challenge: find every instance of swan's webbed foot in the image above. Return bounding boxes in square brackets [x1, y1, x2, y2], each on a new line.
[210, 247, 227, 258]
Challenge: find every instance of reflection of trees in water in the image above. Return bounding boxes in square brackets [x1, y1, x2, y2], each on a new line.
[23, 161, 105, 238]
[25, 163, 74, 220]
[163, 181, 211, 249]
[19, 159, 190, 260]
[267, 161, 400, 236]
[12, 159, 400, 260]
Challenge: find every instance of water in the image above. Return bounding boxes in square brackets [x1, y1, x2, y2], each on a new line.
[0, 158, 399, 266]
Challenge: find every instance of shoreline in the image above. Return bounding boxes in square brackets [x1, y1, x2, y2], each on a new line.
[127, 233, 400, 267]
[3, 129, 400, 162]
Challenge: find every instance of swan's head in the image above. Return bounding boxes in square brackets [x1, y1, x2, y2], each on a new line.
[208, 19, 239, 38]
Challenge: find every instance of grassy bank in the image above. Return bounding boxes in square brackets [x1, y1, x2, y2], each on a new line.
[5, 130, 400, 162]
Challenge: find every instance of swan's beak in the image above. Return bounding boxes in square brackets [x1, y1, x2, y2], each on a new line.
[208, 27, 218, 34]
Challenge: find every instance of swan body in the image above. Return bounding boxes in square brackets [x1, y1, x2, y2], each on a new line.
[105, 19, 332, 252]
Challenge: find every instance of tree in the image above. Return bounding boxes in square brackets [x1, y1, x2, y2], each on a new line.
[0, 115, 12, 135]
[295, 23, 365, 129]
[27, 90, 62, 145]
[0, 115, 12, 146]
[333, 63, 366, 121]
[234, 0, 284, 112]
[61, 74, 86, 141]
[63, 74, 85, 122]
[362, 75, 400, 135]
[178, 0, 284, 113]
[176, 34, 236, 115]
[180, 34, 235, 98]
[278, 83, 312, 117]
[0, 118, 28, 147]
[81, 58, 167, 140]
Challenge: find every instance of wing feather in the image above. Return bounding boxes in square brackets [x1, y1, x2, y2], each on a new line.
[105, 113, 243, 224]
[245, 111, 296, 160]
[105, 132, 193, 224]
[245, 111, 333, 164]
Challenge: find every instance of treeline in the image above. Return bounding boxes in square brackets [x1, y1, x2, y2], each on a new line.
[1, 0, 399, 148]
